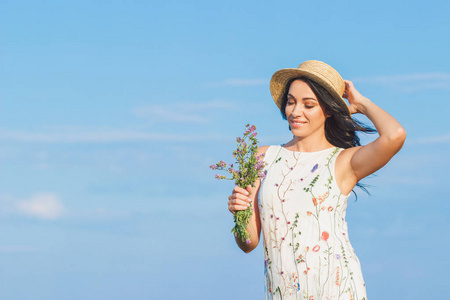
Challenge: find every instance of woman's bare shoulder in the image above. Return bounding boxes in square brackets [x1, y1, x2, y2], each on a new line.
[337, 146, 361, 161]
[335, 146, 362, 174]
[257, 145, 270, 155]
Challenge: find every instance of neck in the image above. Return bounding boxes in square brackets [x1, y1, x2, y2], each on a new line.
[284, 133, 334, 153]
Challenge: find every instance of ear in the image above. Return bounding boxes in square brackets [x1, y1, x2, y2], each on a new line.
[324, 107, 332, 118]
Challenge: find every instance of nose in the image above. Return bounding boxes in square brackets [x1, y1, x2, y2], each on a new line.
[291, 103, 304, 117]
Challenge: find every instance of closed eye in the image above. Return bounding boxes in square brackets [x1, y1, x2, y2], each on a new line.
[303, 100, 317, 109]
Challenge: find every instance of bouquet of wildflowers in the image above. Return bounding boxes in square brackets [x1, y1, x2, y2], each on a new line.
[210, 124, 266, 244]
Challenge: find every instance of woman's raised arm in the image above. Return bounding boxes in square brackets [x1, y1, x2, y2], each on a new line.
[336, 80, 406, 195]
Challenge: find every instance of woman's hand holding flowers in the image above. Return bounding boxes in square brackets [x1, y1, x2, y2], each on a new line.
[228, 185, 253, 214]
[210, 124, 266, 244]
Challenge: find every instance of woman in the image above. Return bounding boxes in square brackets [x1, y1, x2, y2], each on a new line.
[227, 60, 406, 300]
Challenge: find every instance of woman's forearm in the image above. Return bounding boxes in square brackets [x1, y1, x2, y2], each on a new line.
[358, 97, 406, 149]
[234, 207, 260, 253]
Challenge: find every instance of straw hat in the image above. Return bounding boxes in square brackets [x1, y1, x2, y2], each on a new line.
[270, 60, 350, 115]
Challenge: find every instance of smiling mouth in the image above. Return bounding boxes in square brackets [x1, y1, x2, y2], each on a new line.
[291, 120, 307, 127]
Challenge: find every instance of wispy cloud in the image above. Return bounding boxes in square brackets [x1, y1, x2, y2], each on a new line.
[207, 73, 450, 92]
[353, 72, 450, 92]
[205, 78, 268, 88]
[0, 245, 39, 253]
[17, 193, 65, 219]
[0, 193, 135, 222]
[73, 207, 131, 221]
[133, 100, 236, 124]
[0, 129, 228, 143]
[407, 133, 450, 145]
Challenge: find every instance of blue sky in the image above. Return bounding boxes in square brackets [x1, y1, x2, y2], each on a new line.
[0, 0, 449, 299]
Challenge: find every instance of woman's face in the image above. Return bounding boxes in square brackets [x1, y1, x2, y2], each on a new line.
[285, 79, 328, 138]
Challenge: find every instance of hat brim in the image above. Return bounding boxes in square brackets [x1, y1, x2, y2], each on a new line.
[270, 68, 351, 116]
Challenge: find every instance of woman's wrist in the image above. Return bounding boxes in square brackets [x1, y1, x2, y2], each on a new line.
[353, 96, 373, 115]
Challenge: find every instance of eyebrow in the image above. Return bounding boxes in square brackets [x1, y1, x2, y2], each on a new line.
[287, 94, 318, 101]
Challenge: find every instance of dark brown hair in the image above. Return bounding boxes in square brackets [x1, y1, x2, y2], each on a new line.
[280, 77, 375, 149]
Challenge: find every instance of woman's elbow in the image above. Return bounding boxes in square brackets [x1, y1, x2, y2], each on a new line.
[243, 248, 253, 254]
[242, 243, 258, 253]
[387, 126, 406, 151]
[394, 126, 406, 143]
[237, 237, 259, 253]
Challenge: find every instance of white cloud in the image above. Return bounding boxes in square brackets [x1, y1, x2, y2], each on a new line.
[206, 78, 268, 88]
[222, 78, 268, 86]
[0, 245, 38, 253]
[353, 72, 450, 92]
[206, 73, 450, 91]
[74, 207, 131, 221]
[0, 193, 134, 222]
[0, 129, 228, 143]
[134, 105, 207, 123]
[207, 73, 450, 92]
[0, 99, 236, 143]
[17, 193, 65, 219]
[407, 133, 450, 145]
[133, 100, 236, 124]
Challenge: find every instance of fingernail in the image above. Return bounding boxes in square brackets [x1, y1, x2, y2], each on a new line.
[247, 198, 252, 202]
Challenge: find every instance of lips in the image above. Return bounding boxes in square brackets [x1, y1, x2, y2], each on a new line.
[290, 119, 307, 128]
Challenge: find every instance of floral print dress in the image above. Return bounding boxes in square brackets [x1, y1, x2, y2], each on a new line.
[259, 146, 367, 300]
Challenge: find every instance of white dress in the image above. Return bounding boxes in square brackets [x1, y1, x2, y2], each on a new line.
[258, 146, 367, 300]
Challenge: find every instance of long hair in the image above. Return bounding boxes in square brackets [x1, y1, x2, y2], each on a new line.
[279, 77, 376, 197]
[279, 76, 376, 148]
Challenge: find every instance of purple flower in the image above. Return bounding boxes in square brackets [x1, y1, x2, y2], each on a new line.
[336, 254, 341, 260]
[209, 124, 266, 244]
[311, 163, 319, 173]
